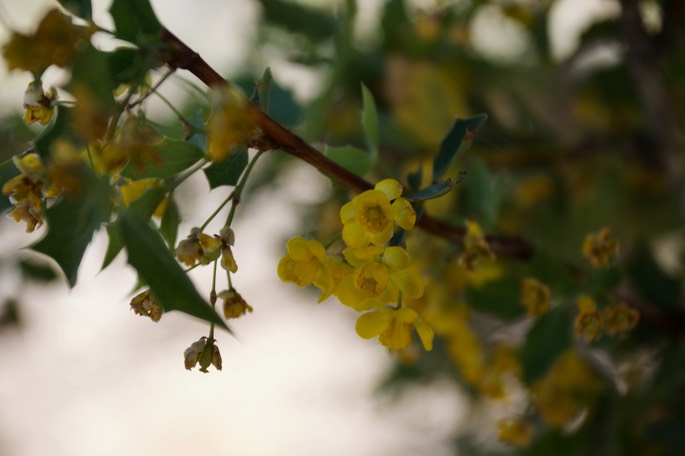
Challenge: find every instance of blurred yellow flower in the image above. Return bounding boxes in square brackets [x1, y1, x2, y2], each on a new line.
[458, 220, 495, 271]
[575, 295, 603, 342]
[23, 81, 57, 125]
[497, 418, 534, 447]
[582, 227, 619, 267]
[206, 86, 259, 161]
[521, 277, 551, 317]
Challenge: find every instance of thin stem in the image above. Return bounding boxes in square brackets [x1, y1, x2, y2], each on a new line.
[199, 189, 235, 232]
[170, 159, 208, 190]
[128, 68, 176, 110]
[225, 151, 264, 226]
[324, 232, 341, 249]
[85, 144, 96, 170]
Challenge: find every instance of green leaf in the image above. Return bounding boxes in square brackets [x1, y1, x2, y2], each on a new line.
[119, 210, 228, 329]
[361, 83, 379, 158]
[626, 243, 683, 311]
[109, 0, 163, 44]
[466, 275, 526, 321]
[32, 173, 110, 287]
[324, 145, 374, 177]
[57, 0, 92, 19]
[432, 113, 487, 181]
[406, 173, 466, 203]
[68, 45, 116, 114]
[101, 185, 167, 270]
[121, 139, 205, 180]
[256, 67, 273, 112]
[19, 257, 58, 283]
[203, 148, 249, 189]
[526, 251, 576, 295]
[257, 0, 337, 41]
[107, 47, 145, 89]
[518, 306, 573, 384]
[160, 196, 180, 249]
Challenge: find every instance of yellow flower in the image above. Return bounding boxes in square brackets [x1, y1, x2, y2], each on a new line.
[582, 227, 619, 267]
[521, 277, 551, 317]
[219, 288, 253, 319]
[183, 338, 222, 373]
[340, 179, 416, 249]
[356, 307, 434, 351]
[23, 81, 57, 125]
[458, 220, 495, 271]
[130, 289, 163, 322]
[2, 153, 53, 232]
[206, 86, 259, 161]
[602, 303, 639, 336]
[175, 228, 222, 267]
[277, 237, 327, 287]
[336, 246, 424, 311]
[497, 418, 534, 447]
[2, 8, 95, 74]
[218, 226, 238, 273]
[574, 295, 603, 342]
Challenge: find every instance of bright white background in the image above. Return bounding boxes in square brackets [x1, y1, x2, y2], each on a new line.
[0, 0, 618, 455]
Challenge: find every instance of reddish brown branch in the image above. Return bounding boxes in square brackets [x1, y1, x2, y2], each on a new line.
[160, 28, 535, 259]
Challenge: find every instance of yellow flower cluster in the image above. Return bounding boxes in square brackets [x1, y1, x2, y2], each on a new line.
[574, 295, 639, 341]
[2, 153, 61, 232]
[175, 227, 238, 273]
[279, 179, 434, 352]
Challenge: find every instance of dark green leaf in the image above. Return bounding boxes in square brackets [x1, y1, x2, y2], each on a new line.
[526, 251, 576, 295]
[257, 0, 337, 41]
[256, 67, 273, 112]
[68, 45, 116, 113]
[406, 173, 466, 203]
[19, 257, 58, 282]
[466, 275, 526, 320]
[432, 113, 487, 181]
[109, 0, 163, 44]
[203, 148, 249, 189]
[267, 78, 303, 128]
[160, 196, 180, 249]
[107, 47, 145, 88]
[518, 306, 573, 384]
[32, 172, 110, 287]
[101, 185, 167, 270]
[361, 83, 379, 158]
[121, 139, 205, 180]
[57, 0, 92, 19]
[627, 243, 682, 311]
[119, 210, 228, 329]
[324, 145, 374, 177]
[407, 165, 423, 193]
[645, 421, 685, 453]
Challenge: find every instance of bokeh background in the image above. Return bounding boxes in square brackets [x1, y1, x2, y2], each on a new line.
[1, 0, 682, 455]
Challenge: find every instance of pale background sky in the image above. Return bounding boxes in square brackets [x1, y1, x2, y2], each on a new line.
[0, 1, 618, 455]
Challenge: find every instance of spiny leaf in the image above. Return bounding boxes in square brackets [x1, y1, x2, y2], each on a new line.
[57, 0, 92, 19]
[32, 172, 110, 287]
[121, 139, 205, 180]
[203, 147, 249, 189]
[109, 0, 163, 44]
[406, 172, 466, 203]
[119, 210, 229, 330]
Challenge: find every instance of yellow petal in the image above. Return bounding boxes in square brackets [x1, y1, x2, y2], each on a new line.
[355, 310, 393, 339]
[392, 197, 416, 230]
[382, 246, 411, 269]
[390, 268, 424, 298]
[342, 221, 370, 249]
[340, 200, 356, 224]
[375, 178, 402, 200]
[286, 237, 312, 261]
[394, 307, 419, 323]
[414, 321, 434, 351]
[368, 226, 394, 246]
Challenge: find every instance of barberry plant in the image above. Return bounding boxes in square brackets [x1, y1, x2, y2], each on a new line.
[1, 0, 684, 454]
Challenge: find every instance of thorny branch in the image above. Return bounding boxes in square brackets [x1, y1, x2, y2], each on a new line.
[159, 28, 535, 260]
